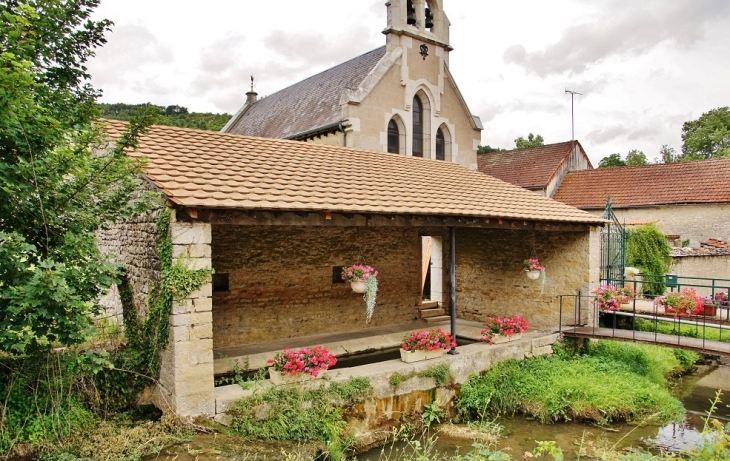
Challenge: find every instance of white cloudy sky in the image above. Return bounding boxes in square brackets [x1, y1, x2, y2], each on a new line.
[88, 0, 730, 165]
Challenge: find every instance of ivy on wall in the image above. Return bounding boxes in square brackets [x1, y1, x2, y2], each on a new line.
[97, 208, 213, 410]
[626, 224, 672, 296]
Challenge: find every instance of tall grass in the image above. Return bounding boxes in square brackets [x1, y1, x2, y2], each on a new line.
[456, 340, 697, 425]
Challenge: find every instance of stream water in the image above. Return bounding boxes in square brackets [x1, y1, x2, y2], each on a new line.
[143, 364, 729, 461]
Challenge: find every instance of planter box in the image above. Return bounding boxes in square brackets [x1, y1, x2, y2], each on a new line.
[525, 270, 541, 280]
[399, 348, 445, 363]
[701, 304, 718, 317]
[268, 369, 319, 385]
[492, 333, 523, 344]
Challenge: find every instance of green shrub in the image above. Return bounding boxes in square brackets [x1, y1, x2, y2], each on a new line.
[226, 378, 371, 461]
[456, 341, 688, 425]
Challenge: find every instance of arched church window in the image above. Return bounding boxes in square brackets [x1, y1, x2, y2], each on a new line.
[435, 128, 445, 161]
[412, 96, 423, 157]
[387, 119, 400, 154]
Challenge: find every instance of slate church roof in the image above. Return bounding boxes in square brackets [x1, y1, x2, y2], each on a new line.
[103, 119, 604, 225]
[223, 47, 387, 140]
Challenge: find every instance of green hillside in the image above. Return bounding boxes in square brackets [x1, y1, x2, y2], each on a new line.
[98, 103, 232, 131]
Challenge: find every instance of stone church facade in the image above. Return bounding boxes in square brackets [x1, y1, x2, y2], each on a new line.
[222, 0, 483, 170]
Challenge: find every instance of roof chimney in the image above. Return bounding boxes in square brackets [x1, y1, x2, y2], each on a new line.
[246, 75, 257, 105]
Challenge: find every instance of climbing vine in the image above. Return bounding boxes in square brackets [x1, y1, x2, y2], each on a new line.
[97, 207, 213, 410]
[626, 224, 672, 296]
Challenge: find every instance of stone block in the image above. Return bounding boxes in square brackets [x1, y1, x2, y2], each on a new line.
[172, 257, 211, 271]
[171, 299, 194, 315]
[170, 325, 190, 342]
[188, 284, 213, 299]
[173, 244, 211, 259]
[172, 390, 216, 417]
[171, 222, 211, 245]
[169, 311, 212, 327]
[192, 297, 213, 312]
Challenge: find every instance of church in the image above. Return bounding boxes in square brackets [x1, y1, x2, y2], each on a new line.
[222, 0, 483, 170]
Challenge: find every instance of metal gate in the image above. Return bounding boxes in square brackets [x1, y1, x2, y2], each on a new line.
[600, 196, 626, 285]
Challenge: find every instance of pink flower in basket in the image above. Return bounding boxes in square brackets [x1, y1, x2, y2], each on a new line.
[480, 315, 529, 344]
[342, 264, 378, 282]
[267, 345, 337, 377]
[401, 328, 455, 352]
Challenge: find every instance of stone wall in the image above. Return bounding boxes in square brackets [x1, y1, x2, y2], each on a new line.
[211, 226, 449, 348]
[211, 224, 598, 348]
[670, 254, 730, 297]
[587, 204, 730, 245]
[96, 185, 164, 322]
[153, 217, 215, 417]
[455, 228, 598, 330]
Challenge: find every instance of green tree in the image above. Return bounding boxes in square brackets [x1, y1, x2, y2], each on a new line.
[598, 153, 626, 168]
[0, 1, 151, 355]
[625, 149, 648, 166]
[477, 144, 504, 154]
[98, 102, 231, 131]
[514, 133, 544, 148]
[626, 225, 672, 296]
[657, 144, 676, 164]
[680, 107, 730, 160]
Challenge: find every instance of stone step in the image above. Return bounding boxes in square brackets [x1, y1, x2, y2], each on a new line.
[420, 307, 445, 318]
[423, 315, 451, 323]
[419, 301, 440, 310]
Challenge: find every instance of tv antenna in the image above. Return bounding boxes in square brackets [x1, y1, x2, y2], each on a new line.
[565, 89, 582, 141]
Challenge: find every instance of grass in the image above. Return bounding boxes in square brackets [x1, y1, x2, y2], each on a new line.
[225, 377, 372, 461]
[389, 364, 452, 387]
[456, 340, 697, 426]
[633, 318, 730, 344]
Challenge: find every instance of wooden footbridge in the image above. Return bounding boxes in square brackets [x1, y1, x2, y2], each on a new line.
[562, 326, 730, 357]
[559, 296, 730, 358]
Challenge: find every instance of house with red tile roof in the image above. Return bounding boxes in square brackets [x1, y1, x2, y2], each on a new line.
[222, 0, 483, 170]
[553, 158, 730, 245]
[477, 141, 592, 197]
[99, 119, 604, 418]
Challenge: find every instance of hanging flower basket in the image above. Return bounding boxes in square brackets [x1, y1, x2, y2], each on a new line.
[342, 264, 379, 322]
[523, 258, 545, 280]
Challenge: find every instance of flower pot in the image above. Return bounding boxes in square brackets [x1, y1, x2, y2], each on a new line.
[399, 348, 445, 363]
[525, 269, 541, 280]
[269, 369, 319, 385]
[351, 281, 366, 293]
[491, 333, 523, 344]
[701, 304, 718, 317]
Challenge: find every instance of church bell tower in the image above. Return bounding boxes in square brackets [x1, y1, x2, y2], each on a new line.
[384, 0, 452, 61]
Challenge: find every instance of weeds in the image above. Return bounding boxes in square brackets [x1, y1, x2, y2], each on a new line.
[390, 364, 452, 387]
[225, 377, 372, 461]
[456, 340, 692, 425]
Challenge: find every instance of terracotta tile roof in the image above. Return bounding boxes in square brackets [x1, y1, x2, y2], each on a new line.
[102, 120, 604, 224]
[224, 47, 386, 139]
[553, 159, 730, 209]
[477, 141, 587, 189]
[703, 239, 730, 249]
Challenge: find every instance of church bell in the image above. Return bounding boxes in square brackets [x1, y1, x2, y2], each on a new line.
[425, 8, 434, 29]
[407, 0, 416, 25]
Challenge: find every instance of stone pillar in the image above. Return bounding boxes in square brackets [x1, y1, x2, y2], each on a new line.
[585, 226, 602, 326]
[154, 218, 215, 417]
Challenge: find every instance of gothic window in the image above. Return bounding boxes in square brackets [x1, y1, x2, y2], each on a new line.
[413, 95, 423, 157]
[388, 119, 400, 154]
[435, 128, 445, 161]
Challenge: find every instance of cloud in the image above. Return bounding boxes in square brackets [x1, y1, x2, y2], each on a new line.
[90, 25, 173, 84]
[504, 0, 730, 77]
[263, 26, 375, 66]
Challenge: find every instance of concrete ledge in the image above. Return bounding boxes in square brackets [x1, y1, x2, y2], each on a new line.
[214, 331, 559, 417]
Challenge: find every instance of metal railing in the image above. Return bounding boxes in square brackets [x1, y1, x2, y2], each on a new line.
[558, 291, 730, 352]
